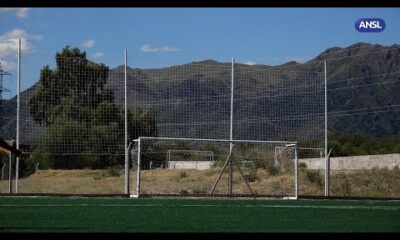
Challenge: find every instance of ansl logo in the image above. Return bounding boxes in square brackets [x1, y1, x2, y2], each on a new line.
[355, 18, 385, 32]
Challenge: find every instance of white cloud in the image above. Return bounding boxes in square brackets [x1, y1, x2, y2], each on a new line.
[140, 44, 157, 53]
[92, 52, 104, 58]
[0, 8, 30, 19]
[0, 28, 28, 40]
[244, 61, 256, 65]
[0, 29, 33, 58]
[16, 8, 29, 19]
[0, 29, 43, 59]
[140, 44, 179, 53]
[82, 39, 95, 48]
[0, 59, 16, 71]
[159, 46, 179, 52]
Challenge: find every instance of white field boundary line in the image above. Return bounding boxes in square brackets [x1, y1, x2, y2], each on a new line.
[0, 204, 399, 210]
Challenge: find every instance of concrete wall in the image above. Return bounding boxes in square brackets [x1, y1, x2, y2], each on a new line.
[167, 153, 400, 171]
[299, 153, 400, 170]
[168, 161, 213, 170]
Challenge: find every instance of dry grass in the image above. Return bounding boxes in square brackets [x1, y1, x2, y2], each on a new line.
[0, 168, 293, 195]
[1, 167, 399, 197]
[0, 169, 126, 194]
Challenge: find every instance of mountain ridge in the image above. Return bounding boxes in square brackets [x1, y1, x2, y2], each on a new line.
[1, 42, 399, 145]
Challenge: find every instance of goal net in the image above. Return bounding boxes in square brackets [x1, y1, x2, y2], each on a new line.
[166, 149, 214, 170]
[275, 146, 326, 196]
[1, 48, 324, 197]
[130, 137, 298, 198]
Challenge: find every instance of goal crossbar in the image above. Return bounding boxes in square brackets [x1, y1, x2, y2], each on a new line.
[132, 136, 297, 145]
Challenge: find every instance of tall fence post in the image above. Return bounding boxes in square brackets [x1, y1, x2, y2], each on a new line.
[228, 57, 234, 197]
[136, 138, 141, 197]
[325, 148, 333, 197]
[295, 144, 298, 199]
[8, 153, 12, 193]
[15, 38, 21, 194]
[124, 49, 129, 195]
[324, 61, 329, 197]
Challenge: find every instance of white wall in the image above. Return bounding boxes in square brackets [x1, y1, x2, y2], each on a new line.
[166, 153, 400, 171]
[168, 161, 213, 170]
[299, 153, 400, 170]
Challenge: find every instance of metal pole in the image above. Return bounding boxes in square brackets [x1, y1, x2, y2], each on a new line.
[124, 49, 129, 195]
[136, 138, 141, 197]
[234, 160, 255, 196]
[320, 149, 323, 170]
[210, 150, 232, 195]
[1, 162, 5, 180]
[8, 153, 12, 194]
[15, 38, 21, 193]
[228, 57, 234, 197]
[294, 144, 298, 199]
[326, 148, 332, 197]
[324, 61, 329, 197]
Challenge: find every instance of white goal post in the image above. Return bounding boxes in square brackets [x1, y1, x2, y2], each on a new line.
[275, 146, 324, 167]
[129, 136, 298, 199]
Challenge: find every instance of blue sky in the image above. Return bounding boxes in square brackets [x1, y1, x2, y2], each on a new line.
[0, 7, 400, 97]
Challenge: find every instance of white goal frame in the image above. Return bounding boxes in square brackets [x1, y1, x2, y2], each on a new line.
[129, 136, 298, 199]
[275, 146, 324, 166]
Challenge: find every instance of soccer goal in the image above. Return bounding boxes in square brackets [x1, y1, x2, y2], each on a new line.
[129, 137, 298, 199]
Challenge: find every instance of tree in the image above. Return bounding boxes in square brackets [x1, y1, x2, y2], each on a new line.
[28, 46, 120, 169]
[29, 46, 113, 126]
[128, 106, 157, 140]
[128, 106, 159, 169]
[28, 46, 158, 170]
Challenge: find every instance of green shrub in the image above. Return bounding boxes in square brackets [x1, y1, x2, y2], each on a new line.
[179, 171, 188, 179]
[94, 166, 122, 180]
[105, 166, 121, 177]
[245, 168, 259, 182]
[266, 165, 280, 176]
[0, 152, 8, 163]
[299, 162, 307, 169]
[179, 189, 189, 195]
[306, 170, 323, 187]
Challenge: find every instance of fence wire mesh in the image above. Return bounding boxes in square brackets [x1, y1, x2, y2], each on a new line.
[0, 44, 399, 198]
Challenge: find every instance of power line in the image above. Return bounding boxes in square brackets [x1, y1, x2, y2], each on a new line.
[328, 79, 400, 92]
[155, 104, 400, 127]
[327, 71, 400, 84]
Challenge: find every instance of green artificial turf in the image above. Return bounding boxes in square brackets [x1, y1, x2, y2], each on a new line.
[0, 197, 399, 232]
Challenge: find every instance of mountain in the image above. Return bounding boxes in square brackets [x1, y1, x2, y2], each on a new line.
[1, 42, 399, 148]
